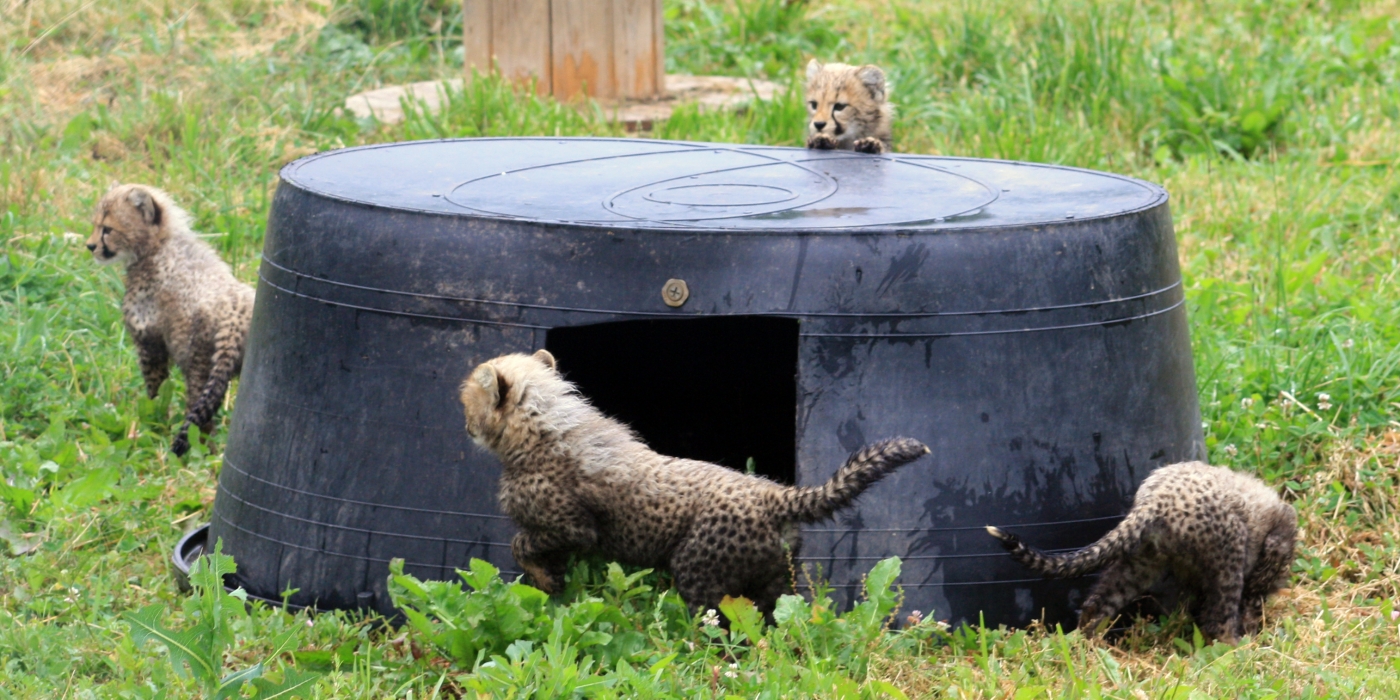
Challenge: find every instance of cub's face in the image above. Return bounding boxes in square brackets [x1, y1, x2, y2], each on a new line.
[804, 60, 887, 149]
[88, 184, 164, 265]
[460, 350, 558, 450]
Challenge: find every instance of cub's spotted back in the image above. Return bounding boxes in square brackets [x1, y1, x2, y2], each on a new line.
[805, 59, 893, 154]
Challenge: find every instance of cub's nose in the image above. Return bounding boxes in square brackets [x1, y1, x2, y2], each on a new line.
[813, 121, 827, 131]
[86, 243, 97, 252]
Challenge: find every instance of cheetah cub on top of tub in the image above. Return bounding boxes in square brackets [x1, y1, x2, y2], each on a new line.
[987, 461, 1296, 643]
[805, 59, 893, 154]
[460, 349, 930, 615]
[88, 184, 255, 457]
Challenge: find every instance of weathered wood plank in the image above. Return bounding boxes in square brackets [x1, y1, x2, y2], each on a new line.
[464, 0, 663, 100]
[552, 0, 615, 99]
[613, 0, 659, 98]
[462, 0, 491, 73]
[651, 0, 665, 96]
[492, 0, 552, 94]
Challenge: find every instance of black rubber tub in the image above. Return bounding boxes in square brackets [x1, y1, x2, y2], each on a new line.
[209, 137, 1203, 628]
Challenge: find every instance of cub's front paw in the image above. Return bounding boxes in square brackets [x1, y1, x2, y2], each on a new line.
[521, 562, 558, 593]
[806, 133, 837, 150]
[853, 137, 887, 154]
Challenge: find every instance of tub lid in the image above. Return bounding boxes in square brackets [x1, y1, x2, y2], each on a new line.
[281, 138, 1165, 231]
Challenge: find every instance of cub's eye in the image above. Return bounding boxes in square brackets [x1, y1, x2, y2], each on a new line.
[101, 226, 112, 237]
[833, 102, 848, 111]
[807, 100, 817, 110]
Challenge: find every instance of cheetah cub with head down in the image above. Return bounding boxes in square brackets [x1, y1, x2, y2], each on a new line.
[987, 462, 1296, 643]
[88, 184, 255, 457]
[805, 59, 893, 154]
[461, 350, 930, 615]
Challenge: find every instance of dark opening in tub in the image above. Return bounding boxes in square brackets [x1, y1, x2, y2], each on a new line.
[545, 316, 799, 485]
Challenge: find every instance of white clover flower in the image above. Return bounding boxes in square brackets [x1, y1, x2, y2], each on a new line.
[1223, 444, 1238, 457]
[1342, 338, 1354, 349]
[1241, 397, 1255, 409]
[1317, 392, 1332, 411]
[701, 608, 721, 627]
[906, 609, 924, 626]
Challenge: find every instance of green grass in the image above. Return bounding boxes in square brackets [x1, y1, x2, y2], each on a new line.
[2, 0, 1399, 696]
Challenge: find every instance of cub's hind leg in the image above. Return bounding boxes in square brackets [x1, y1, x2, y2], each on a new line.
[171, 355, 211, 456]
[742, 534, 798, 620]
[173, 324, 243, 456]
[1078, 552, 1164, 636]
[670, 532, 742, 621]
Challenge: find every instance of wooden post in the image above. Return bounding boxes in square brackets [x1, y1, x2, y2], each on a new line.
[463, 0, 664, 101]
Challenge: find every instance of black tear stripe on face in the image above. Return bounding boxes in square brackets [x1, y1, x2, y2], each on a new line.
[101, 228, 117, 258]
[834, 118, 845, 136]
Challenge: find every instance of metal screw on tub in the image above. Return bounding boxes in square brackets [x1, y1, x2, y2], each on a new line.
[662, 279, 690, 307]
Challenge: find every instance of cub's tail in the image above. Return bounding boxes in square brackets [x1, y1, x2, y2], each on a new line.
[777, 438, 930, 523]
[985, 510, 1151, 578]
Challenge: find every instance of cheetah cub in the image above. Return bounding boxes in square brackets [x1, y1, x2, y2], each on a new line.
[460, 350, 930, 615]
[987, 462, 1296, 643]
[805, 59, 893, 154]
[88, 184, 255, 457]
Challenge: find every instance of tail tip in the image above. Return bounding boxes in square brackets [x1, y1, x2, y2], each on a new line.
[885, 437, 931, 460]
[985, 525, 1020, 551]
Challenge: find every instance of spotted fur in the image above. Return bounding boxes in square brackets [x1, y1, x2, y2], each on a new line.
[88, 184, 255, 457]
[460, 350, 930, 615]
[986, 462, 1296, 642]
[804, 59, 893, 154]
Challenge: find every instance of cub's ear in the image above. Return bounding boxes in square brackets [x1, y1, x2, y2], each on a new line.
[805, 58, 823, 82]
[856, 64, 886, 101]
[532, 349, 557, 370]
[464, 364, 501, 407]
[126, 188, 162, 226]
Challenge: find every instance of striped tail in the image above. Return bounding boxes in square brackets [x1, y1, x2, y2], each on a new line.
[777, 437, 930, 523]
[985, 511, 1150, 578]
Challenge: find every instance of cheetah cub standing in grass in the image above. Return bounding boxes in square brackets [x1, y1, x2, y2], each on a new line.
[88, 184, 255, 457]
[987, 462, 1296, 643]
[804, 59, 893, 154]
[460, 350, 930, 616]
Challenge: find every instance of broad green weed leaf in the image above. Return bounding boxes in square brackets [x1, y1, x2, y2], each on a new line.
[215, 663, 264, 700]
[773, 594, 809, 625]
[865, 679, 910, 699]
[463, 558, 500, 590]
[122, 604, 217, 683]
[1161, 685, 1197, 700]
[51, 466, 118, 510]
[1014, 686, 1048, 700]
[249, 668, 321, 699]
[864, 557, 901, 599]
[647, 651, 677, 677]
[719, 595, 764, 641]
